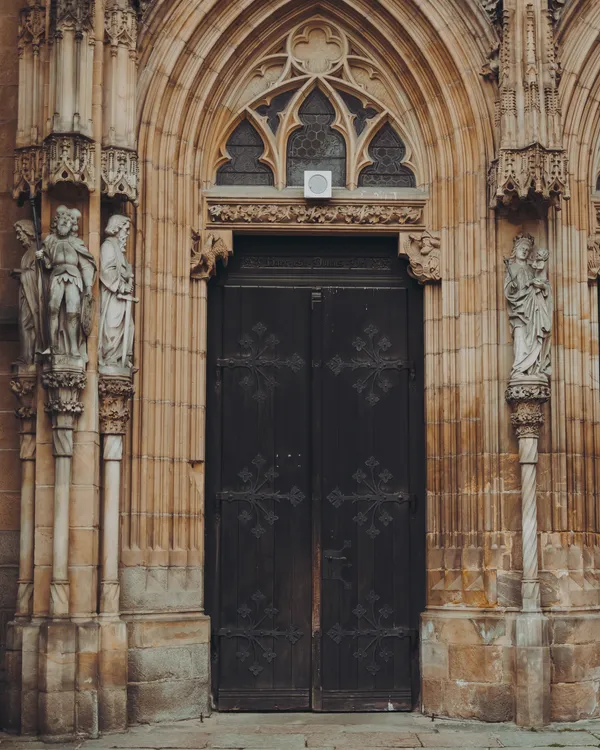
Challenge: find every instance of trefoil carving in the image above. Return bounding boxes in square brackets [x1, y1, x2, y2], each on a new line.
[218, 590, 303, 677]
[327, 324, 414, 406]
[216, 454, 305, 538]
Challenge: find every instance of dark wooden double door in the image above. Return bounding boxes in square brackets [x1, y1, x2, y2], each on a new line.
[206, 236, 424, 711]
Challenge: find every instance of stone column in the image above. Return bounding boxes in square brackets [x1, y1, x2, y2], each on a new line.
[506, 378, 551, 727]
[41, 358, 86, 617]
[4, 364, 37, 732]
[37, 356, 86, 737]
[97, 368, 134, 731]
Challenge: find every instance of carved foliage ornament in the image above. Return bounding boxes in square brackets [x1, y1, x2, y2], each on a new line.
[10, 376, 37, 422]
[190, 231, 232, 280]
[99, 375, 135, 434]
[402, 230, 441, 284]
[208, 203, 423, 226]
[505, 381, 550, 439]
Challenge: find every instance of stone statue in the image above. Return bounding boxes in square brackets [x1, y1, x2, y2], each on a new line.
[99, 214, 135, 370]
[12, 219, 41, 364]
[504, 233, 553, 380]
[37, 206, 97, 360]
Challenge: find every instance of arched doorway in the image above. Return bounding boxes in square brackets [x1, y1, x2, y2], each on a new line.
[206, 234, 425, 710]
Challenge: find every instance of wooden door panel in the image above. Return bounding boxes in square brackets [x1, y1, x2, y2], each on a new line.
[210, 285, 313, 710]
[319, 287, 417, 711]
[207, 237, 424, 713]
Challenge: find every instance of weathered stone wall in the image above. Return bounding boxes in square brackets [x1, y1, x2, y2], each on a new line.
[0, 0, 26, 725]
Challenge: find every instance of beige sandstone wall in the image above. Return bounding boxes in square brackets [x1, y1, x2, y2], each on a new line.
[0, 0, 26, 719]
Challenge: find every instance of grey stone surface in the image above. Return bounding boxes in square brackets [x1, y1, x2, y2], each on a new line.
[5, 713, 600, 749]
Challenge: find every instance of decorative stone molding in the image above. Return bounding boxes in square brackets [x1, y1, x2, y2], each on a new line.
[401, 230, 441, 284]
[481, 0, 501, 26]
[505, 380, 551, 439]
[190, 230, 232, 280]
[18, 1, 45, 57]
[101, 147, 138, 202]
[588, 235, 600, 282]
[53, 0, 94, 34]
[43, 135, 96, 191]
[99, 375, 135, 434]
[10, 373, 37, 423]
[13, 146, 43, 198]
[105, 1, 137, 56]
[489, 1, 569, 209]
[42, 368, 86, 423]
[208, 202, 424, 227]
[489, 146, 569, 209]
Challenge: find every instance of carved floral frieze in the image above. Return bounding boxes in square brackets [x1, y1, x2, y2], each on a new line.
[208, 202, 423, 227]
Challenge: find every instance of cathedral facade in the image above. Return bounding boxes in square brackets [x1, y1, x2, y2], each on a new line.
[0, 0, 600, 736]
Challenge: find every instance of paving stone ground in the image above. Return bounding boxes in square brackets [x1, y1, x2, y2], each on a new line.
[3, 713, 600, 750]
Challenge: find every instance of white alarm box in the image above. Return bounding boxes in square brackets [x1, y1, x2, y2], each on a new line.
[304, 170, 332, 199]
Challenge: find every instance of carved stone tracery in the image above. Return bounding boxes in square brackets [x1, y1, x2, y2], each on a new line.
[211, 18, 419, 189]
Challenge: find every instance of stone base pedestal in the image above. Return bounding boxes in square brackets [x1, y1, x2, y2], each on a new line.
[421, 609, 516, 722]
[37, 620, 100, 739]
[125, 613, 211, 725]
[98, 618, 128, 732]
[515, 612, 551, 727]
[3, 620, 40, 734]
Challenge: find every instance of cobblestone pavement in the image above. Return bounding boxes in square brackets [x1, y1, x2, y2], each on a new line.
[4, 713, 600, 750]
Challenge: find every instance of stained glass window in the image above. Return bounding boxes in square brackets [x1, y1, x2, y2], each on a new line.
[216, 120, 274, 186]
[358, 123, 416, 188]
[286, 89, 346, 187]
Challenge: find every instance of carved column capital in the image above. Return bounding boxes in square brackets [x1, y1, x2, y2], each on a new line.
[99, 374, 135, 435]
[42, 357, 87, 456]
[506, 378, 551, 439]
[400, 230, 441, 284]
[190, 230, 233, 281]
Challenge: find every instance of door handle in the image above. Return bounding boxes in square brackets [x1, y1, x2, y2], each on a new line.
[323, 540, 352, 590]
